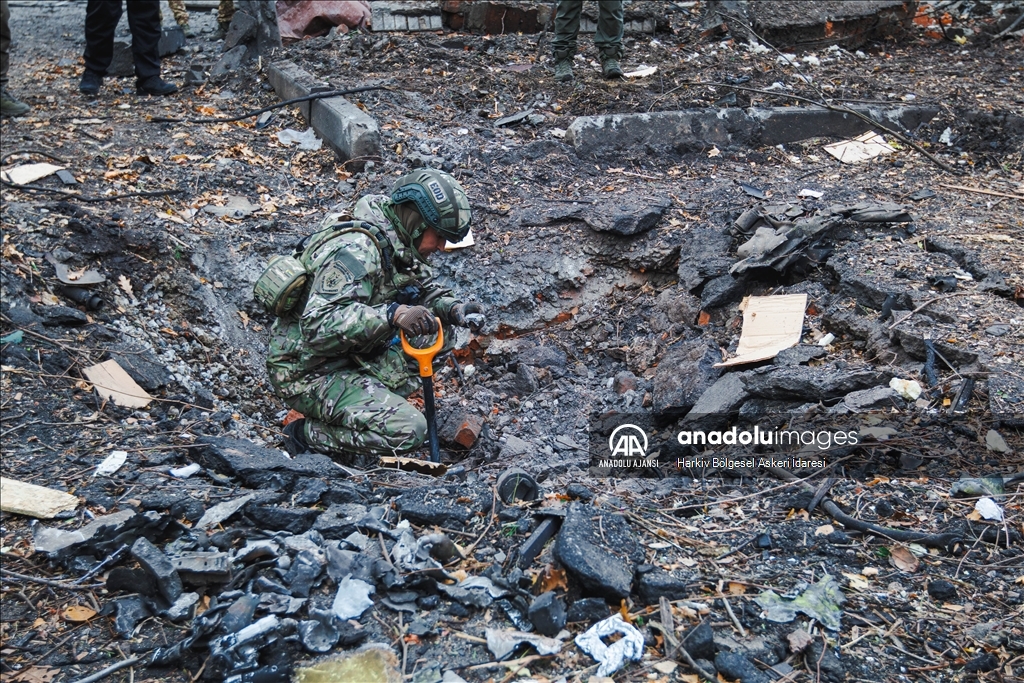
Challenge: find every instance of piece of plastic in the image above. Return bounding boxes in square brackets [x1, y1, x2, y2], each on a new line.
[485, 628, 563, 660]
[754, 575, 846, 631]
[170, 463, 201, 478]
[975, 497, 1003, 522]
[276, 128, 323, 150]
[95, 450, 128, 477]
[574, 614, 644, 677]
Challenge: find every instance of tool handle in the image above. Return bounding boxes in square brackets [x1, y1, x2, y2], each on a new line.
[400, 318, 444, 377]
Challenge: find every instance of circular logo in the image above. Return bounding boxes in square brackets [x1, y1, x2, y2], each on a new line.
[608, 423, 648, 458]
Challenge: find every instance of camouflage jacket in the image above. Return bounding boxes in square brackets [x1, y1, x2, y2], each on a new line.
[267, 195, 458, 395]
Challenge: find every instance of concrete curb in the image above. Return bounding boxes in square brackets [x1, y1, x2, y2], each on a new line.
[267, 60, 381, 170]
[566, 105, 940, 158]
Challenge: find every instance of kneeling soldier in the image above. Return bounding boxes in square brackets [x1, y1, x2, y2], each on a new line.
[256, 170, 484, 467]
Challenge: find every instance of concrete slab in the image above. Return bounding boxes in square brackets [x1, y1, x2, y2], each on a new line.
[566, 105, 939, 158]
[373, 1, 443, 32]
[267, 60, 381, 171]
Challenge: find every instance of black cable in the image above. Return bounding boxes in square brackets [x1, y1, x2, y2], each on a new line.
[150, 85, 390, 124]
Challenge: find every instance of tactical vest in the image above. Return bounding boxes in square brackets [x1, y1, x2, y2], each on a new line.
[253, 220, 395, 317]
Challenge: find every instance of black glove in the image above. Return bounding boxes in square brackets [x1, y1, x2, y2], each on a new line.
[390, 304, 437, 336]
[450, 302, 486, 329]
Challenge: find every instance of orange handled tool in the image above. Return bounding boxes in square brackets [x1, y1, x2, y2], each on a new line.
[400, 319, 443, 463]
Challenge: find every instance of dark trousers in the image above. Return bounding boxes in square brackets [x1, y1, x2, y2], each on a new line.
[83, 0, 161, 80]
[552, 0, 623, 60]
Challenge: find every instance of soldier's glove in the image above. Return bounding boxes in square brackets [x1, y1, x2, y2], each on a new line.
[450, 302, 486, 330]
[389, 304, 437, 336]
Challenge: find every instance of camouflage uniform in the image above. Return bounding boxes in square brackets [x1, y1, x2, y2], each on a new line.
[266, 195, 459, 466]
[167, 0, 233, 28]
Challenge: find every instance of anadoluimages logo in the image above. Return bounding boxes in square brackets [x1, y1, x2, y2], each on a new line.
[608, 423, 648, 458]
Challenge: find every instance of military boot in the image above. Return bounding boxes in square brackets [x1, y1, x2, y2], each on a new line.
[283, 418, 310, 456]
[553, 54, 574, 82]
[0, 89, 31, 117]
[601, 54, 624, 79]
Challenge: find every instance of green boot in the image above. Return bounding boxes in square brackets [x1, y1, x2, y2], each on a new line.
[601, 56, 624, 79]
[554, 58, 573, 82]
[0, 89, 31, 117]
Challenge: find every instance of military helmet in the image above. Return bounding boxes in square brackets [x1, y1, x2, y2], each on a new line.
[390, 169, 472, 243]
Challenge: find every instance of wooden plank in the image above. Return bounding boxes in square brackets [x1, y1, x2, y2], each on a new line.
[82, 359, 153, 409]
[1, 477, 79, 518]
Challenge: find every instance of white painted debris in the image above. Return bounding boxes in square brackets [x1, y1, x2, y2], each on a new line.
[985, 429, 1011, 453]
[716, 294, 808, 367]
[975, 497, 1003, 522]
[170, 463, 202, 478]
[623, 65, 657, 78]
[1, 163, 65, 185]
[0, 477, 79, 519]
[798, 188, 824, 199]
[889, 377, 923, 401]
[824, 132, 894, 164]
[575, 614, 644, 677]
[332, 576, 374, 619]
[443, 228, 475, 250]
[82, 359, 154, 409]
[276, 127, 323, 150]
[485, 628, 563, 660]
[802, 55, 821, 66]
[745, 41, 771, 54]
[95, 450, 128, 477]
[939, 127, 953, 145]
[818, 332, 836, 346]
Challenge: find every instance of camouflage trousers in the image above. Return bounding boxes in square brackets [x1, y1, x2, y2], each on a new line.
[167, 0, 234, 26]
[282, 368, 427, 466]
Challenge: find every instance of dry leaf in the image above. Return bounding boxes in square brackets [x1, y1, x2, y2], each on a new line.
[843, 572, 870, 591]
[118, 274, 133, 298]
[653, 661, 678, 674]
[862, 567, 879, 577]
[540, 566, 568, 593]
[11, 666, 60, 683]
[238, 310, 250, 328]
[66, 267, 85, 281]
[788, 628, 814, 653]
[708, 146, 721, 158]
[63, 604, 97, 622]
[889, 546, 920, 573]
[815, 524, 835, 536]
[680, 675, 700, 683]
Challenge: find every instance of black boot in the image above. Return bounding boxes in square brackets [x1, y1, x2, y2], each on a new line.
[137, 75, 178, 96]
[282, 418, 310, 456]
[79, 70, 103, 95]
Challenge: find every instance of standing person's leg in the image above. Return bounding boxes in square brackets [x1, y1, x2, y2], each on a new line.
[82, 0, 121, 79]
[167, 0, 193, 36]
[552, 0, 583, 82]
[217, 0, 234, 33]
[126, 0, 176, 94]
[1, 0, 10, 90]
[1, 0, 30, 115]
[167, 0, 188, 27]
[595, 0, 624, 78]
